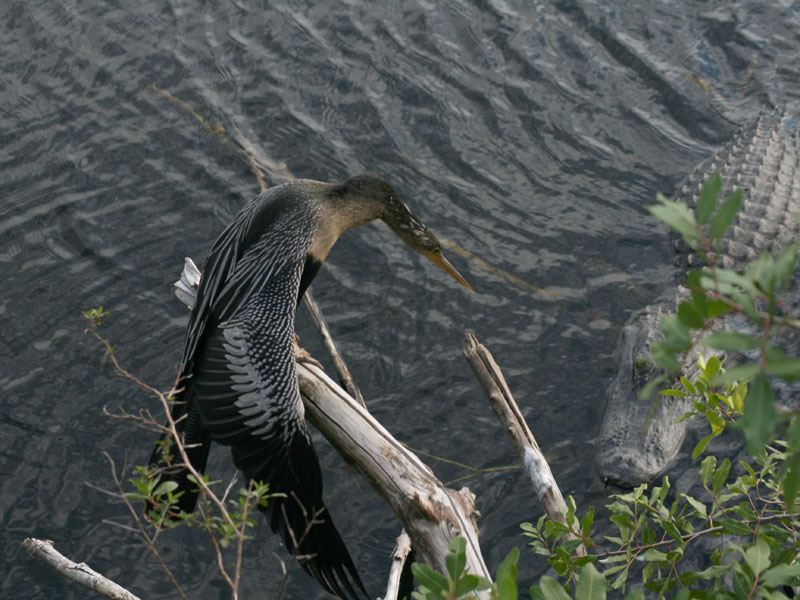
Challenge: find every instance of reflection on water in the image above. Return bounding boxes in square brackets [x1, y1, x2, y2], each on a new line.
[2, 0, 799, 597]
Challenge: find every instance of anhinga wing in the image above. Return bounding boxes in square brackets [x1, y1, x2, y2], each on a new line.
[148, 192, 283, 506]
[192, 262, 366, 600]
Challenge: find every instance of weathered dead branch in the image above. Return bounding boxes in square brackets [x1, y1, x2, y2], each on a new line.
[462, 332, 585, 555]
[22, 538, 142, 600]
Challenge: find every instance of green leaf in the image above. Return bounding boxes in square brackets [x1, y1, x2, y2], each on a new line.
[706, 410, 726, 436]
[705, 298, 732, 319]
[765, 356, 800, 382]
[745, 252, 774, 294]
[495, 572, 517, 600]
[773, 243, 798, 289]
[639, 549, 669, 562]
[624, 591, 645, 600]
[610, 566, 629, 590]
[782, 450, 800, 511]
[743, 539, 770, 575]
[411, 563, 449, 593]
[709, 188, 742, 239]
[454, 574, 482, 597]
[732, 565, 754, 597]
[696, 172, 721, 226]
[705, 331, 761, 352]
[660, 314, 692, 348]
[674, 411, 698, 424]
[707, 267, 756, 295]
[659, 389, 686, 397]
[681, 494, 707, 517]
[537, 576, 572, 600]
[153, 480, 179, 497]
[575, 562, 606, 600]
[692, 434, 713, 459]
[686, 268, 705, 299]
[581, 506, 595, 537]
[680, 376, 697, 395]
[694, 564, 731, 580]
[710, 364, 761, 386]
[649, 197, 701, 247]
[496, 546, 520, 582]
[699, 455, 716, 484]
[446, 537, 467, 582]
[704, 355, 722, 380]
[712, 458, 730, 494]
[642, 560, 655, 583]
[662, 520, 683, 543]
[677, 301, 705, 329]
[761, 563, 800, 587]
[742, 375, 779, 455]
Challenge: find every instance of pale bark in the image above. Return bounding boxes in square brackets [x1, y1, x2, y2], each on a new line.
[22, 538, 142, 600]
[380, 532, 413, 600]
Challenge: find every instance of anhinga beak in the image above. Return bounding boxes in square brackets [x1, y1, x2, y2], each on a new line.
[427, 251, 474, 292]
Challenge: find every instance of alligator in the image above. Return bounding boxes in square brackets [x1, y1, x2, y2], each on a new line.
[595, 109, 800, 488]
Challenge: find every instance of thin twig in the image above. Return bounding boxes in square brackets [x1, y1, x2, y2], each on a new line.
[302, 291, 366, 407]
[462, 332, 585, 556]
[595, 512, 799, 559]
[102, 452, 187, 599]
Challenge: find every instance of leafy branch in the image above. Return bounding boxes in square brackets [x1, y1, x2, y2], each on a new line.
[81, 312, 281, 600]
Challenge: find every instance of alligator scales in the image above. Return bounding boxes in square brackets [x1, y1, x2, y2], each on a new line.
[595, 110, 800, 488]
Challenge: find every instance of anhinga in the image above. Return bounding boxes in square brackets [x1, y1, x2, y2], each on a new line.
[149, 174, 471, 599]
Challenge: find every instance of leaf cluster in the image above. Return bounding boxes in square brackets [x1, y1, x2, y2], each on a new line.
[82, 306, 110, 326]
[127, 462, 271, 549]
[663, 354, 747, 458]
[411, 537, 512, 600]
[523, 447, 800, 598]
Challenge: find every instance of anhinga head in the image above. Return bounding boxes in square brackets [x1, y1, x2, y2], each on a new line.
[336, 173, 473, 292]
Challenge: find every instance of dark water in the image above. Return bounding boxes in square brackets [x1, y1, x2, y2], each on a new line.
[2, 1, 799, 598]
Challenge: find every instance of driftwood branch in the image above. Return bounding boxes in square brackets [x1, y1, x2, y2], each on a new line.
[298, 360, 489, 582]
[175, 259, 491, 594]
[22, 538, 142, 600]
[462, 332, 585, 555]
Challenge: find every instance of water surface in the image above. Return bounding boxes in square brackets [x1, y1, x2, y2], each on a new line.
[2, 0, 799, 597]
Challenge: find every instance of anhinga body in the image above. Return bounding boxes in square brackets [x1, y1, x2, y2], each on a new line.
[150, 174, 470, 600]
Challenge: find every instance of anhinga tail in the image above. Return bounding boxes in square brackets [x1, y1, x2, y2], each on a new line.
[231, 432, 368, 600]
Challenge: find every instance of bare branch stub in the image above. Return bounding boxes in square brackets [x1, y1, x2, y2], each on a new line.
[382, 531, 413, 600]
[461, 332, 585, 556]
